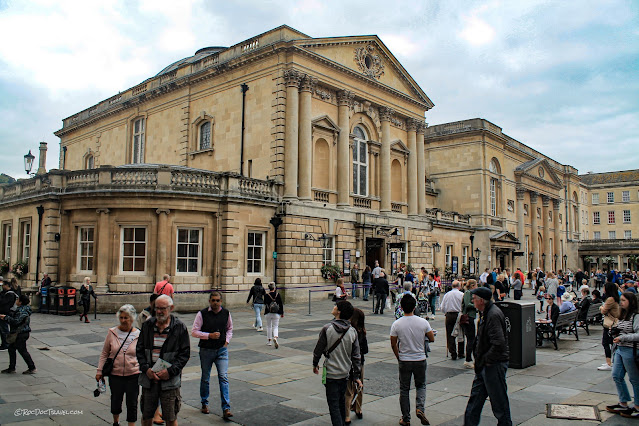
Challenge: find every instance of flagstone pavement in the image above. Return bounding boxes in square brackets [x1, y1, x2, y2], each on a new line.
[0, 290, 634, 425]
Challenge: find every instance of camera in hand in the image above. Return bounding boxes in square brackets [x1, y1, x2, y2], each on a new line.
[610, 327, 622, 338]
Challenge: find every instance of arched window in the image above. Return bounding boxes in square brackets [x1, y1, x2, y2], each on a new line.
[489, 158, 501, 174]
[352, 126, 368, 196]
[488, 158, 501, 216]
[85, 154, 94, 170]
[199, 121, 212, 150]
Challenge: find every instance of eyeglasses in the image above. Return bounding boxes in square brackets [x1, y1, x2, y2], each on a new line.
[545, 297, 552, 300]
[210, 299, 221, 302]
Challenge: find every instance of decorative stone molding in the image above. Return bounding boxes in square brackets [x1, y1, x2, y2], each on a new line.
[314, 86, 335, 103]
[283, 69, 303, 87]
[156, 208, 171, 215]
[542, 195, 550, 207]
[416, 121, 426, 134]
[553, 199, 561, 210]
[96, 208, 110, 215]
[299, 75, 318, 93]
[529, 191, 538, 203]
[354, 44, 385, 80]
[406, 118, 419, 132]
[516, 188, 526, 200]
[336, 90, 354, 107]
[379, 106, 395, 122]
[507, 200, 514, 212]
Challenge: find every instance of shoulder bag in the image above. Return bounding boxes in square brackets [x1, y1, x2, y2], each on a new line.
[102, 329, 132, 376]
[322, 327, 350, 384]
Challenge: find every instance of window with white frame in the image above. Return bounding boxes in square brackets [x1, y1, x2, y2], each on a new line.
[85, 154, 94, 170]
[352, 126, 368, 196]
[78, 227, 94, 272]
[322, 236, 334, 266]
[624, 210, 631, 223]
[199, 121, 212, 150]
[609, 231, 616, 239]
[594, 231, 601, 240]
[121, 227, 146, 273]
[176, 228, 201, 274]
[462, 246, 468, 265]
[623, 191, 630, 202]
[490, 179, 497, 216]
[132, 118, 145, 164]
[625, 230, 632, 240]
[593, 211, 600, 224]
[445, 245, 452, 266]
[399, 243, 408, 265]
[592, 193, 599, 204]
[247, 231, 265, 274]
[608, 211, 615, 224]
[607, 192, 614, 203]
[20, 221, 30, 263]
[2, 223, 11, 262]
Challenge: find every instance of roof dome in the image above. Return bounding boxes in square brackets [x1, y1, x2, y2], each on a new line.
[155, 46, 227, 77]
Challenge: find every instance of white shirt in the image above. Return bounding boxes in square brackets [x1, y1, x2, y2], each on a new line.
[439, 288, 464, 313]
[372, 266, 382, 279]
[390, 315, 432, 361]
[335, 287, 344, 298]
[479, 272, 489, 284]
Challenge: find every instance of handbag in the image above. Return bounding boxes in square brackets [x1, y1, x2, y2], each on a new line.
[7, 332, 18, 344]
[460, 314, 470, 325]
[102, 329, 132, 377]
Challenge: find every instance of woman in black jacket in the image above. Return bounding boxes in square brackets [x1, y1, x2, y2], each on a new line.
[264, 282, 283, 348]
[246, 278, 266, 331]
[80, 277, 97, 323]
[345, 307, 368, 423]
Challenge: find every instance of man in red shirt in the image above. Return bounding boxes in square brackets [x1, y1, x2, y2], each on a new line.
[154, 274, 174, 299]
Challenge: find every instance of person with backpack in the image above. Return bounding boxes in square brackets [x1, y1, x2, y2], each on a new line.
[246, 278, 266, 332]
[0, 294, 36, 374]
[153, 274, 174, 299]
[264, 282, 283, 348]
[0, 277, 18, 349]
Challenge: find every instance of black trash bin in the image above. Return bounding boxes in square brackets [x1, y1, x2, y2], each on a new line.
[57, 286, 77, 316]
[39, 286, 49, 313]
[48, 287, 58, 315]
[496, 300, 536, 369]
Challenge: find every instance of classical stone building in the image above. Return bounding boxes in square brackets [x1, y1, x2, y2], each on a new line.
[0, 26, 637, 307]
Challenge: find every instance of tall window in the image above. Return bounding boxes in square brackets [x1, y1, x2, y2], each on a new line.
[399, 243, 407, 265]
[609, 231, 616, 239]
[625, 230, 632, 240]
[352, 126, 368, 196]
[20, 221, 31, 263]
[322, 236, 334, 266]
[594, 231, 601, 240]
[445, 245, 453, 267]
[176, 228, 201, 274]
[490, 179, 497, 216]
[623, 191, 630, 202]
[85, 154, 94, 170]
[247, 231, 265, 274]
[593, 211, 600, 224]
[607, 192, 614, 203]
[199, 122, 211, 150]
[2, 223, 11, 262]
[121, 227, 146, 273]
[462, 246, 468, 265]
[624, 210, 631, 223]
[608, 211, 616, 224]
[132, 118, 145, 164]
[592, 193, 599, 204]
[78, 227, 94, 272]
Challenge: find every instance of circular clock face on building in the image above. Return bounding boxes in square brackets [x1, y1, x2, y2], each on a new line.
[538, 167, 545, 178]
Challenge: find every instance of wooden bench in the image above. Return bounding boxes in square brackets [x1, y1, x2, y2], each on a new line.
[536, 310, 579, 350]
[576, 302, 602, 336]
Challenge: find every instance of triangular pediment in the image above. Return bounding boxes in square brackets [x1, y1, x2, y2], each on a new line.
[390, 139, 409, 153]
[514, 158, 563, 189]
[490, 231, 520, 244]
[295, 37, 434, 109]
[311, 115, 340, 133]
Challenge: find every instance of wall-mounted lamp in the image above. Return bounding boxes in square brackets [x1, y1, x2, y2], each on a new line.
[422, 241, 442, 252]
[390, 228, 401, 237]
[304, 233, 317, 241]
[24, 150, 35, 175]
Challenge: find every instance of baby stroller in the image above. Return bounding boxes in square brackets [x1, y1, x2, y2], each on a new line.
[417, 289, 430, 318]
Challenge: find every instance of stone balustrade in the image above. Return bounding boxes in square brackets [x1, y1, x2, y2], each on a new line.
[313, 190, 329, 203]
[353, 196, 372, 209]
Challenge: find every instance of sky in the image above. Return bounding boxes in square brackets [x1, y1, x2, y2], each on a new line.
[0, 0, 638, 179]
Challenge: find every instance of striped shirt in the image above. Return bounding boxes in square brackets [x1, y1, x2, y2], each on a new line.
[152, 323, 170, 363]
[617, 318, 635, 348]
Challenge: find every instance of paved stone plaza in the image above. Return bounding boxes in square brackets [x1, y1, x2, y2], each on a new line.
[0, 291, 635, 425]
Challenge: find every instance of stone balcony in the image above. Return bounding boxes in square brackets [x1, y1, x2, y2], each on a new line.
[0, 165, 283, 205]
[578, 238, 639, 252]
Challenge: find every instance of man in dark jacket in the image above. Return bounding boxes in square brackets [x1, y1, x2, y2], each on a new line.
[373, 270, 389, 315]
[137, 295, 190, 426]
[464, 287, 512, 426]
[0, 278, 18, 350]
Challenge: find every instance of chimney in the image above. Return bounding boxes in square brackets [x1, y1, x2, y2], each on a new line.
[37, 142, 47, 175]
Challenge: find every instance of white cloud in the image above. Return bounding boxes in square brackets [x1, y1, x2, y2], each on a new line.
[459, 16, 496, 46]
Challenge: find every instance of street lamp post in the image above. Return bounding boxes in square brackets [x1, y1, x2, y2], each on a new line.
[542, 253, 546, 270]
[554, 254, 558, 272]
[474, 248, 481, 272]
[563, 254, 568, 270]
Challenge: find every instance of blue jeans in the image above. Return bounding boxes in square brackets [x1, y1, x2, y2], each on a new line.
[464, 362, 512, 426]
[612, 346, 639, 406]
[399, 360, 427, 422]
[363, 283, 371, 300]
[199, 347, 230, 410]
[325, 378, 347, 426]
[253, 303, 264, 328]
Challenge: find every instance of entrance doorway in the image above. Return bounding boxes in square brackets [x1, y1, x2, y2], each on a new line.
[366, 238, 384, 270]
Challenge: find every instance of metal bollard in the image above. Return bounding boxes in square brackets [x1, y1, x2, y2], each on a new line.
[308, 289, 312, 316]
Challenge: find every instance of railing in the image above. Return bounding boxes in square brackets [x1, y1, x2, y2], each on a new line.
[238, 177, 272, 198]
[160, 70, 177, 84]
[132, 83, 147, 96]
[314, 190, 329, 203]
[425, 208, 438, 220]
[112, 170, 157, 186]
[171, 171, 220, 191]
[457, 215, 471, 224]
[392, 203, 403, 213]
[441, 211, 455, 221]
[66, 171, 99, 187]
[491, 218, 504, 227]
[353, 196, 371, 209]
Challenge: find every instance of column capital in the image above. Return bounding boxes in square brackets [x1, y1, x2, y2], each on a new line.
[416, 121, 426, 134]
[96, 208, 110, 215]
[516, 188, 526, 200]
[156, 208, 171, 215]
[299, 75, 318, 93]
[406, 118, 419, 132]
[553, 198, 561, 210]
[379, 106, 395, 122]
[336, 90, 354, 106]
[542, 195, 550, 206]
[529, 191, 538, 203]
[283, 69, 304, 87]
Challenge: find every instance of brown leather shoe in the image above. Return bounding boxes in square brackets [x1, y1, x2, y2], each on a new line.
[201, 405, 210, 414]
[223, 409, 233, 420]
[416, 410, 430, 425]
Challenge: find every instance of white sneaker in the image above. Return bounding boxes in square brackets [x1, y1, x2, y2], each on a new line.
[273, 338, 279, 349]
[257, 327, 263, 332]
[463, 361, 474, 369]
[267, 341, 272, 346]
[597, 364, 612, 371]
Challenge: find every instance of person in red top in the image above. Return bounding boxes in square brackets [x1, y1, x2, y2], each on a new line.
[154, 274, 174, 299]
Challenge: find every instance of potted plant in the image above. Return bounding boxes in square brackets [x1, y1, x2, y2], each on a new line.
[320, 263, 341, 282]
[11, 260, 28, 279]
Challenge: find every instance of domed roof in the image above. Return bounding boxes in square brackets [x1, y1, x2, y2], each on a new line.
[155, 46, 227, 77]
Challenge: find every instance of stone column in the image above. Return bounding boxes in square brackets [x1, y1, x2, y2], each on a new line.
[516, 188, 526, 270]
[298, 75, 316, 200]
[530, 191, 538, 268]
[542, 196, 551, 270]
[379, 106, 394, 213]
[96, 209, 110, 292]
[283, 69, 303, 200]
[156, 209, 170, 282]
[406, 119, 418, 216]
[553, 199, 561, 268]
[337, 90, 353, 207]
[416, 123, 426, 215]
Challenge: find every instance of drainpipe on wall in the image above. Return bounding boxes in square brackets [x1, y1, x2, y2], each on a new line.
[35, 205, 44, 286]
[240, 83, 249, 176]
[270, 214, 283, 285]
[62, 146, 67, 170]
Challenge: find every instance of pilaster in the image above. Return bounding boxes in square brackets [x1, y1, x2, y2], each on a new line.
[298, 75, 317, 200]
[283, 69, 303, 200]
[337, 90, 353, 208]
[379, 106, 394, 214]
[406, 119, 418, 217]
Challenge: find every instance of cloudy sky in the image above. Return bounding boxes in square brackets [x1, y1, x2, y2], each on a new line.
[0, 0, 637, 178]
